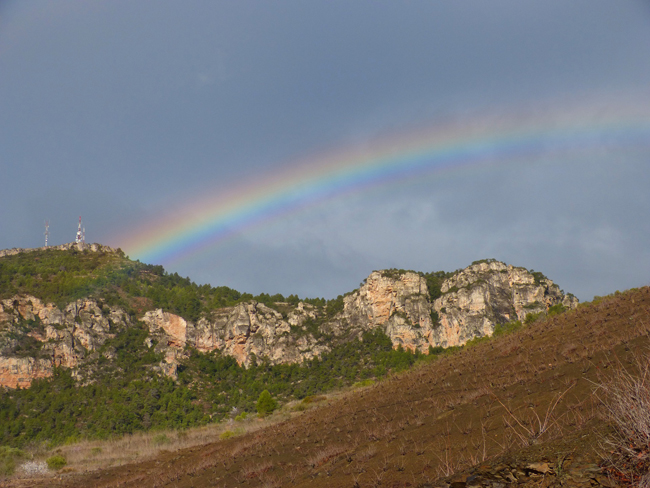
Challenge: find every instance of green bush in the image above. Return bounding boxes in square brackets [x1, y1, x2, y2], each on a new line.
[0, 446, 26, 476]
[524, 312, 543, 324]
[46, 454, 67, 470]
[219, 430, 235, 440]
[547, 303, 567, 317]
[493, 319, 523, 336]
[302, 395, 327, 403]
[256, 390, 277, 416]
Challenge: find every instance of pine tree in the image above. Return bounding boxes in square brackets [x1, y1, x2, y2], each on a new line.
[256, 390, 277, 416]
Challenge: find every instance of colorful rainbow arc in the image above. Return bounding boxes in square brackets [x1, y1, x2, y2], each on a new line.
[120, 113, 650, 265]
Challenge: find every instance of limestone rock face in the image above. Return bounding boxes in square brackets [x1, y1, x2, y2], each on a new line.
[337, 262, 578, 351]
[341, 271, 435, 352]
[432, 261, 579, 348]
[0, 357, 52, 389]
[208, 301, 327, 367]
[142, 301, 327, 376]
[0, 295, 131, 386]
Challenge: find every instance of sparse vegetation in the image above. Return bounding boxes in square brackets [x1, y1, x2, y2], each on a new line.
[529, 269, 549, 286]
[597, 352, 650, 487]
[0, 446, 26, 476]
[45, 454, 67, 470]
[422, 270, 453, 301]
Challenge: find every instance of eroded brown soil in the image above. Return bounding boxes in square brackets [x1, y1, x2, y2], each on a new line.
[6, 287, 650, 488]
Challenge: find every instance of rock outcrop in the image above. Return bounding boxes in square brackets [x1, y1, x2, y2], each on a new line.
[0, 295, 132, 386]
[0, 357, 52, 389]
[0, 253, 578, 387]
[336, 261, 577, 352]
[432, 260, 578, 347]
[0, 242, 117, 259]
[142, 301, 328, 376]
[340, 271, 435, 352]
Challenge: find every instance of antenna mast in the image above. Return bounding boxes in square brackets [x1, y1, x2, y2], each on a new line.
[44, 221, 49, 247]
[75, 216, 84, 244]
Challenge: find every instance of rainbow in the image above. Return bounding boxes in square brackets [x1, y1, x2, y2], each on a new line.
[119, 104, 650, 265]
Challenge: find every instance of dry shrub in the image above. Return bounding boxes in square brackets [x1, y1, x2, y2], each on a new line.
[306, 445, 348, 468]
[492, 382, 574, 447]
[239, 460, 273, 480]
[358, 445, 377, 461]
[598, 353, 650, 487]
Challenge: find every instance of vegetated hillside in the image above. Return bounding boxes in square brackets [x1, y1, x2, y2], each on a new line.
[0, 245, 422, 447]
[0, 243, 304, 317]
[0, 244, 577, 450]
[16, 285, 649, 488]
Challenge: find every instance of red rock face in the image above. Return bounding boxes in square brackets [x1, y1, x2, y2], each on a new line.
[143, 309, 188, 347]
[162, 313, 187, 347]
[0, 357, 52, 389]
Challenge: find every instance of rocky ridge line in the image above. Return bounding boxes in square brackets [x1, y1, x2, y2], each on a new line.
[0, 251, 578, 387]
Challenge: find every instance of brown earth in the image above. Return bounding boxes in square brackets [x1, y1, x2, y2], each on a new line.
[5, 287, 650, 488]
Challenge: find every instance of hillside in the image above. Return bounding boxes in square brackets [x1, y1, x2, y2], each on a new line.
[9, 284, 649, 487]
[0, 244, 577, 448]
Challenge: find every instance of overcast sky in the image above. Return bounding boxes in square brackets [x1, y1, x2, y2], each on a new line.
[1, 0, 649, 302]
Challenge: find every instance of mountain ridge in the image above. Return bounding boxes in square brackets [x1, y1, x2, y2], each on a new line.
[0, 244, 577, 388]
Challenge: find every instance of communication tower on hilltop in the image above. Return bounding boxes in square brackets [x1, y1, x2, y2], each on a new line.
[75, 216, 85, 244]
[44, 221, 49, 247]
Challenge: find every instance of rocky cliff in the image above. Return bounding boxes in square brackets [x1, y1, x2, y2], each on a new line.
[141, 301, 328, 377]
[0, 249, 578, 387]
[0, 294, 132, 387]
[339, 271, 435, 352]
[432, 260, 578, 347]
[334, 260, 577, 352]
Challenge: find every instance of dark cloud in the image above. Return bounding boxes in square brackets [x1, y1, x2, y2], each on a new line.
[1, 1, 649, 301]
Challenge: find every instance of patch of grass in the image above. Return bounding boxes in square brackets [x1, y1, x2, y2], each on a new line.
[0, 446, 27, 476]
[525, 312, 544, 324]
[46, 454, 67, 470]
[219, 431, 235, 440]
[301, 395, 327, 404]
[152, 434, 170, 446]
[548, 303, 567, 317]
[464, 335, 491, 348]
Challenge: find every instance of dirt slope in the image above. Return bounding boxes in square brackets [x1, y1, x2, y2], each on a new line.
[7, 287, 650, 488]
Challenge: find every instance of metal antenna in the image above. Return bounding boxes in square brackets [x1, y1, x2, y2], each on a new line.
[44, 221, 49, 247]
[75, 216, 83, 244]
